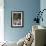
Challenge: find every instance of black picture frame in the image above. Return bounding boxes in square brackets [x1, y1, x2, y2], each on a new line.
[11, 11, 24, 28]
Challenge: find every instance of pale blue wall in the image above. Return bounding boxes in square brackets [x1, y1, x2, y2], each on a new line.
[4, 0, 40, 42]
[40, 0, 46, 27]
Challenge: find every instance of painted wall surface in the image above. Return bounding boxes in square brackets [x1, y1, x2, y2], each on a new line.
[4, 0, 40, 42]
[40, 0, 46, 27]
[0, 0, 4, 41]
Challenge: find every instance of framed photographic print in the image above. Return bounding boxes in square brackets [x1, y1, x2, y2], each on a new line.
[11, 11, 24, 28]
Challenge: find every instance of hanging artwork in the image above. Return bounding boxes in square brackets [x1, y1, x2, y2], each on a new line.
[11, 11, 24, 28]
